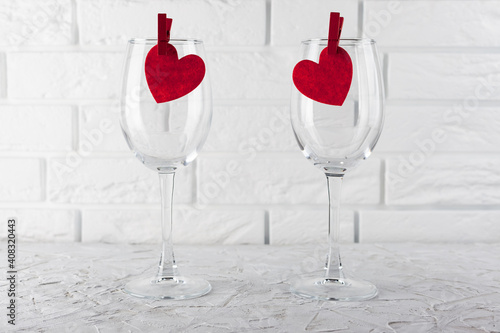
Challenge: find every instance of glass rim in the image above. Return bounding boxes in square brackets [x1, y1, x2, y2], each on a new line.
[128, 38, 203, 44]
[301, 38, 376, 46]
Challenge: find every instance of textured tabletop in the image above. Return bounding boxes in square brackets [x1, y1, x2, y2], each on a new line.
[2, 242, 499, 332]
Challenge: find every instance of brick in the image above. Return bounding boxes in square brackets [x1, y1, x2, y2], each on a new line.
[386, 156, 500, 205]
[0, 159, 43, 202]
[80, 104, 129, 152]
[387, 53, 500, 100]
[197, 154, 380, 205]
[269, 209, 354, 244]
[0, 210, 77, 242]
[82, 208, 265, 244]
[204, 105, 297, 152]
[48, 158, 193, 204]
[377, 105, 500, 152]
[364, 1, 500, 47]
[0, 106, 73, 151]
[7, 52, 123, 100]
[208, 50, 295, 100]
[271, 0, 358, 45]
[0, 0, 72, 46]
[360, 211, 500, 243]
[78, 0, 266, 46]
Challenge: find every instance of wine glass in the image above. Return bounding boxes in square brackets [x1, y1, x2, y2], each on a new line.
[290, 38, 384, 301]
[120, 39, 212, 299]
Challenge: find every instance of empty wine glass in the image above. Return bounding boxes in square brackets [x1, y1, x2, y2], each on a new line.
[120, 39, 212, 299]
[290, 38, 384, 301]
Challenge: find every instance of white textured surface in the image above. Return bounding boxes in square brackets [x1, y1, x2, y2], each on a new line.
[2, 242, 499, 331]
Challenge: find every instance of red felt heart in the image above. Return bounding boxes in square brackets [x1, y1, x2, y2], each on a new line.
[292, 46, 353, 106]
[145, 44, 206, 103]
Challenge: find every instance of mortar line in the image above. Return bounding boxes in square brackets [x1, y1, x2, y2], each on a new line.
[379, 159, 386, 206]
[358, 0, 364, 37]
[40, 158, 47, 203]
[383, 52, 389, 98]
[4, 45, 500, 53]
[75, 210, 82, 242]
[264, 210, 270, 244]
[73, 105, 80, 152]
[354, 211, 360, 243]
[71, 0, 80, 45]
[191, 160, 198, 206]
[265, 0, 272, 46]
[0, 53, 7, 98]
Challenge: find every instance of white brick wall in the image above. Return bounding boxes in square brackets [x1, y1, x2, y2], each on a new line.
[1, 0, 500, 244]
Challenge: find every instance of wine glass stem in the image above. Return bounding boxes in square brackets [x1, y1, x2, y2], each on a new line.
[156, 172, 179, 281]
[325, 175, 344, 281]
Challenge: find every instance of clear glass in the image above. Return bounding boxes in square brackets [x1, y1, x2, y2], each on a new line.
[290, 38, 384, 301]
[120, 39, 212, 299]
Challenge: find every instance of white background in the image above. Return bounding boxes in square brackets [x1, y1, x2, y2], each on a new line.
[1, 0, 500, 244]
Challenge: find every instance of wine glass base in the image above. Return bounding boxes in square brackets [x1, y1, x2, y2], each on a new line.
[124, 276, 211, 300]
[290, 276, 377, 301]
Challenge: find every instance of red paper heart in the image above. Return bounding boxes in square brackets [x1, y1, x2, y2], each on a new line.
[145, 44, 206, 103]
[292, 46, 353, 106]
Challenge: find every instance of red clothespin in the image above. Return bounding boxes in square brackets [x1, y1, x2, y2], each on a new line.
[328, 12, 344, 55]
[158, 13, 173, 56]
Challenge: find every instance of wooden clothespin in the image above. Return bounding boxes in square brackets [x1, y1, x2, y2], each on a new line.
[328, 12, 344, 55]
[158, 13, 173, 55]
